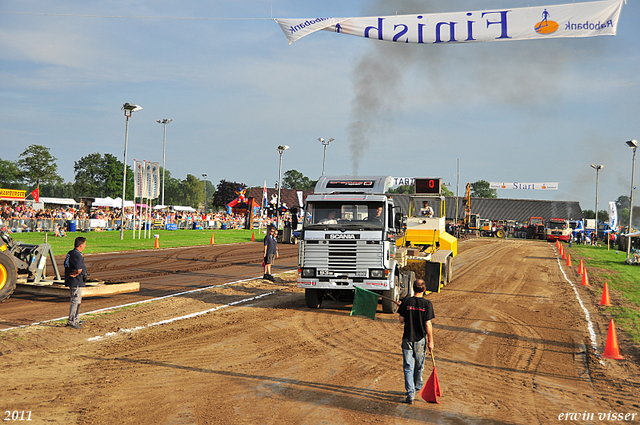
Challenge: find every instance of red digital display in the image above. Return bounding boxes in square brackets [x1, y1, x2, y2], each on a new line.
[414, 178, 441, 194]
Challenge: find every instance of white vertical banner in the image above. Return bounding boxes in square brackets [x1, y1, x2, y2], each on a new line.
[150, 162, 161, 199]
[296, 190, 304, 208]
[609, 201, 618, 230]
[133, 160, 144, 198]
[144, 162, 153, 199]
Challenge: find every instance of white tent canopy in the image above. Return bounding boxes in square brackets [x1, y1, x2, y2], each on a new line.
[92, 197, 115, 207]
[113, 197, 135, 208]
[173, 206, 197, 212]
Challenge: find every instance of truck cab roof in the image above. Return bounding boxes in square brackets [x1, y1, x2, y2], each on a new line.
[314, 176, 393, 195]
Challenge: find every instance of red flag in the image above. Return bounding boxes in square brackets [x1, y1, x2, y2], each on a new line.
[419, 351, 442, 403]
[30, 187, 40, 203]
[419, 366, 441, 403]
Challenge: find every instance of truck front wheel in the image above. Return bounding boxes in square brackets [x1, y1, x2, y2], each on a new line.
[0, 253, 17, 303]
[382, 275, 400, 314]
[305, 289, 324, 309]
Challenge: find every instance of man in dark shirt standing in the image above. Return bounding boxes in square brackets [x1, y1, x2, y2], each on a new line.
[398, 279, 435, 404]
[64, 237, 87, 329]
[263, 226, 278, 281]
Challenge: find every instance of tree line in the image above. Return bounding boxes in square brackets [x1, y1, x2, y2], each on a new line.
[3, 148, 633, 224]
[0, 145, 215, 209]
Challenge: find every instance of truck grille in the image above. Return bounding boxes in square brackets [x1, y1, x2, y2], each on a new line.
[303, 241, 383, 273]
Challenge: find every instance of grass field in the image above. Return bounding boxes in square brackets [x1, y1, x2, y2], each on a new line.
[568, 243, 640, 344]
[6, 229, 266, 257]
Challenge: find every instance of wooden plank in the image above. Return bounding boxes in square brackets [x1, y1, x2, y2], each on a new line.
[15, 282, 140, 297]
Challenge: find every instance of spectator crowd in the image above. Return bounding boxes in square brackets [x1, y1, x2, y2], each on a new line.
[0, 203, 283, 234]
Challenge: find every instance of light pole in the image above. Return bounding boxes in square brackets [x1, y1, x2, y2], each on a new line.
[590, 164, 603, 243]
[277, 145, 290, 229]
[626, 139, 637, 260]
[120, 103, 142, 240]
[202, 173, 208, 212]
[157, 118, 172, 206]
[318, 137, 334, 176]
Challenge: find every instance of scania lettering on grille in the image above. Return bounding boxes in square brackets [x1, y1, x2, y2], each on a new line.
[326, 233, 360, 240]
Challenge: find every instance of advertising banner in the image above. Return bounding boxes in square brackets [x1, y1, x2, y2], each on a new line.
[275, 0, 623, 45]
[133, 160, 144, 199]
[150, 162, 161, 200]
[0, 188, 26, 200]
[490, 182, 559, 190]
[609, 201, 618, 230]
[393, 177, 415, 187]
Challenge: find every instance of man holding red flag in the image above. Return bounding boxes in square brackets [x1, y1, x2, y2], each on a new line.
[398, 279, 435, 404]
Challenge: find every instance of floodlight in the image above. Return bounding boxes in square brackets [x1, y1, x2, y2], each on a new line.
[626, 139, 638, 148]
[122, 103, 143, 112]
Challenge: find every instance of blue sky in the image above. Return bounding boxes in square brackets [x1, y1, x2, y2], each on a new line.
[1, 0, 639, 211]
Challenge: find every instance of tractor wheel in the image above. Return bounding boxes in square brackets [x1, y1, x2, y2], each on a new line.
[0, 253, 17, 303]
[495, 229, 505, 238]
[382, 275, 400, 314]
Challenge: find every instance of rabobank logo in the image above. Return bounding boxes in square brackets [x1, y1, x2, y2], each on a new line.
[534, 9, 558, 34]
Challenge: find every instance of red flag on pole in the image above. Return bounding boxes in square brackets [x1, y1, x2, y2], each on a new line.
[30, 187, 40, 203]
[419, 351, 442, 403]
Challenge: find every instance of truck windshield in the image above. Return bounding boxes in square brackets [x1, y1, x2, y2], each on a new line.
[303, 201, 385, 229]
[549, 222, 566, 230]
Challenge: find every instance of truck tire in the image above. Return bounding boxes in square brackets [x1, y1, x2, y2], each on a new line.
[0, 253, 17, 303]
[382, 275, 400, 314]
[305, 289, 324, 309]
[402, 271, 416, 298]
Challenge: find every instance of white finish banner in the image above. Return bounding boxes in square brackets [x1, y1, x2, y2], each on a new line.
[490, 182, 559, 190]
[275, 0, 623, 45]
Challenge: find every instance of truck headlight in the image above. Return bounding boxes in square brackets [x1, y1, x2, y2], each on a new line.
[370, 269, 386, 278]
[301, 268, 316, 278]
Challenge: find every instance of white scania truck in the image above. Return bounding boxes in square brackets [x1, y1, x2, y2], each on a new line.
[297, 176, 457, 314]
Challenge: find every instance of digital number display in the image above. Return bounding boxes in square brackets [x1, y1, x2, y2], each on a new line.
[414, 178, 441, 194]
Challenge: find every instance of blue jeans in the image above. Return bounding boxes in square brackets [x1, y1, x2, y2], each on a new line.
[402, 338, 426, 398]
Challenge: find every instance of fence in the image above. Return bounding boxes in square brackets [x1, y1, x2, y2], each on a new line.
[1, 217, 265, 233]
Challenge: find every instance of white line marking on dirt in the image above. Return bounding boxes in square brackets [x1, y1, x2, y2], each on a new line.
[554, 248, 603, 364]
[0, 270, 296, 333]
[87, 290, 277, 341]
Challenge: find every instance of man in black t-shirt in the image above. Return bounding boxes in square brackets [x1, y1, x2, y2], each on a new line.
[64, 237, 87, 329]
[398, 279, 435, 404]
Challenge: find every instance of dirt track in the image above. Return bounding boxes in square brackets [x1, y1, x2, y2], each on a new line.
[1, 238, 639, 424]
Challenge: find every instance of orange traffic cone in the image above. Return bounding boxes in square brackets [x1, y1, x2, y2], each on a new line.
[581, 268, 590, 286]
[602, 319, 624, 360]
[578, 259, 584, 275]
[210, 233, 215, 244]
[566, 253, 572, 267]
[600, 282, 612, 307]
[556, 240, 560, 250]
[561, 246, 566, 260]
[154, 235, 159, 249]
[251, 232, 255, 242]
